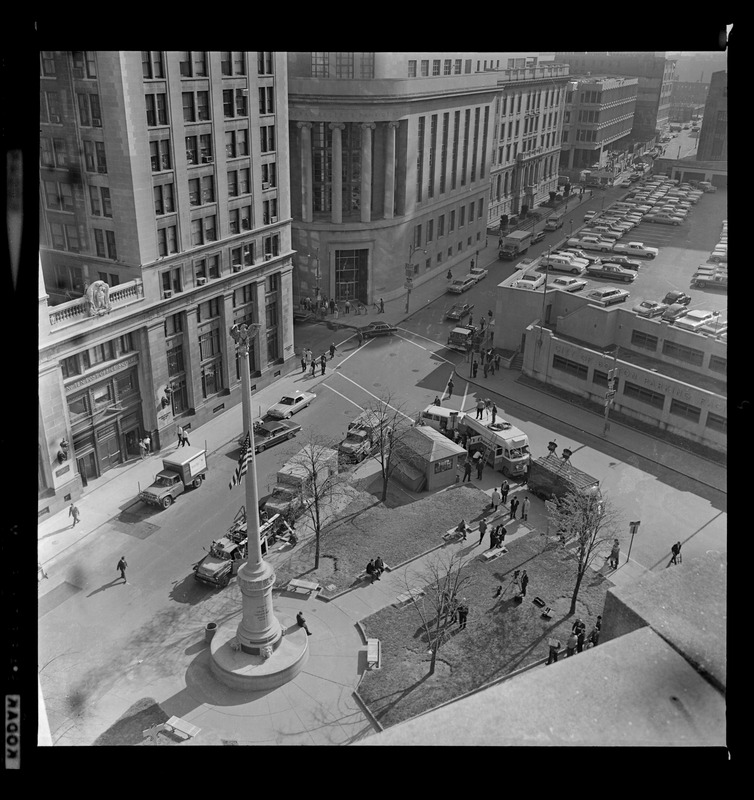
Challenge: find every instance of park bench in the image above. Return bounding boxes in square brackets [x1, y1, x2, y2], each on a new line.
[287, 578, 321, 596]
[394, 586, 425, 606]
[480, 546, 508, 562]
[356, 562, 391, 583]
[366, 638, 382, 670]
[443, 523, 476, 541]
[164, 715, 201, 740]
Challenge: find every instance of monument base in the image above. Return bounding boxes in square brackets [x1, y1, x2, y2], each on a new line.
[210, 613, 309, 691]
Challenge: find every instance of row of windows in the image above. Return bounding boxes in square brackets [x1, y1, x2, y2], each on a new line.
[146, 89, 277, 129]
[311, 52, 374, 79]
[61, 333, 135, 379]
[41, 51, 97, 78]
[491, 155, 558, 202]
[630, 330, 726, 372]
[414, 199, 486, 247]
[500, 87, 561, 117]
[142, 51, 273, 80]
[409, 58, 471, 77]
[499, 112, 559, 141]
[410, 232, 483, 274]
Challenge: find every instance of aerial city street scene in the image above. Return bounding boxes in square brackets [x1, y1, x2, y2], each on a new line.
[37, 50, 727, 747]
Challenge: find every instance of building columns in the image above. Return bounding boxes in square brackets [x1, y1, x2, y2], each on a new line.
[360, 123, 375, 224]
[297, 122, 313, 223]
[329, 123, 345, 224]
[383, 121, 398, 219]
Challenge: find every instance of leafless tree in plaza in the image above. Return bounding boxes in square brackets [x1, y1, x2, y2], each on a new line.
[545, 490, 622, 615]
[404, 550, 474, 677]
[362, 392, 415, 502]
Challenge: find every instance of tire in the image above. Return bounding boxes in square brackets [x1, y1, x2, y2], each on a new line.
[572, 268, 580, 275]
[287, 432, 295, 440]
[192, 477, 202, 489]
[697, 281, 706, 288]
[161, 496, 173, 509]
[258, 443, 266, 452]
[623, 277, 631, 282]
[220, 573, 230, 588]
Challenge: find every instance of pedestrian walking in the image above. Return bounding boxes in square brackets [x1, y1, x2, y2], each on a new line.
[142, 435, 151, 454]
[475, 398, 485, 420]
[462, 459, 473, 483]
[500, 479, 509, 504]
[457, 602, 469, 630]
[478, 517, 488, 546]
[446, 269, 453, 281]
[472, 361, 479, 378]
[494, 354, 501, 371]
[547, 637, 561, 665]
[489, 357, 495, 375]
[344, 300, 351, 314]
[468, 313, 473, 327]
[609, 539, 620, 569]
[483, 361, 489, 378]
[329, 298, 336, 315]
[310, 360, 317, 377]
[139, 439, 147, 459]
[491, 403, 497, 424]
[116, 555, 128, 583]
[357, 330, 364, 345]
[576, 627, 586, 653]
[447, 377, 454, 398]
[667, 541, 683, 567]
[296, 611, 312, 636]
[329, 342, 336, 359]
[69, 503, 81, 528]
[491, 489, 501, 511]
[334, 305, 339, 319]
[379, 298, 385, 313]
[520, 570, 529, 597]
[476, 456, 484, 481]
[178, 426, 190, 447]
[566, 632, 578, 657]
[521, 496, 530, 521]
[320, 353, 326, 375]
[509, 496, 519, 520]
[587, 626, 600, 648]
[301, 355, 307, 373]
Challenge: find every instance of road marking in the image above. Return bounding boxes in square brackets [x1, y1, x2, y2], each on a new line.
[335, 338, 370, 368]
[321, 382, 364, 411]
[332, 373, 414, 421]
[395, 328, 454, 362]
[395, 333, 427, 351]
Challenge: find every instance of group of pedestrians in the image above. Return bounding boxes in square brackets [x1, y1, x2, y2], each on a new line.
[366, 556, 386, 583]
[547, 615, 602, 665]
[301, 344, 338, 377]
[138, 434, 152, 459]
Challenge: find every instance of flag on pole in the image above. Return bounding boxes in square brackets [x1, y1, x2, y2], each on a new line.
[229, 432, 253, 490]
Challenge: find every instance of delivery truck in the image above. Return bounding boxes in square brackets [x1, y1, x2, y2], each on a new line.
[338, 410, 381, 463]
[499, 230, 533, 260]
[526, 455, 600, 501]
[262, 445, 338, 519]
[139, 446, 208, 509]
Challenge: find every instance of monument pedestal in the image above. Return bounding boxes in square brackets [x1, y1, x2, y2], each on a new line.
[210, 613, 309, 692]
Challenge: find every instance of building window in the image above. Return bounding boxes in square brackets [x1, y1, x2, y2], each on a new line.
[552, 355, 588, 380]
[41, 51, 56, 76]
[105, 230, 117, 260]
[359, 52, 375, 79]
[432, 59, 441, 76]
[623, 381, 665, 409]
[443, 59, 452, 76]
[197, 298, 222, 324]
[438, 214, 445, 236]
[93, 228, 106, 257]
[427, 219, 434, 243]
[156, 223, 178, 259]
[261, 162, 276, 188]
[420, 60, 429, 77]
[408, 60, 417, 78]
[263, 234, 280, 258]
[166, 342, 185, 376]
[705, 412, 727, 434]
[708, 354, 727, 375]
[661, 340, 704, 367]
[260, 125, 276, 153]
[61, 354, 81, 379]
[262, 198, 278, 224]
[145, 93, 168, 126]
[416, 116, 425, 202]
[669, 398, 701, 424]
[150, 139, 171, 172]
[449, 210, 455, 232]
[161, 267, 183, 295]
[312, 52, 329, 78]
[459, 206, 465, 227]
[154, 183, 175, 215]
[258, 51, 274, 75]
[630, 330, 658, 351]
[434, 457, 453, 474]
[141, 51, 163, 79]
[227, 170, 238, 197]
[258, 86, 275, 115]
[336, 52, 354, 79]
[195, 254, 220, 282]
[231, 243, 254, 267]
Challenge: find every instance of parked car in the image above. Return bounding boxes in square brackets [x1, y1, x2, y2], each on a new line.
[674, 310, 718, 331]
[558, 248, 601, 265]
[583, 210, 599, 222]
[692, 271, 728, 290]
[586, 263, 636, 282]
[567, 236, 613, 253]
[513, 272, 547, 290]
[550, 276, 587, 293]
[644, 212, 684, 225]
[633, 300, 669, 318]
[708, 250, 727, 264]
[611, 242, 658, 259]
[586, 287, 630, 306]
[662, 304, 689, 323]
[540, 253, 588, 274]
[447, 276, 476, 294]
[358, 321, 398, 338]
[267, 391, 317, 419]
[662, 291, 692, 306]
[531, 230, 547, 244]
[252, 419, 302, 453]
[468, 266, 489, 283]
[445, 302, 474, 321]
[603, 255, 642, 271]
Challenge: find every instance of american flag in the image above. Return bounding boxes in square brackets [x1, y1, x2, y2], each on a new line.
[229, 432, 253, 490]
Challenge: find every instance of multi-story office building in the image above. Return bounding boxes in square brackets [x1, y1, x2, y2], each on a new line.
[38, 51, 294, 515]
[487, 58, 570, 228]
[553, 52, 676, 143]
[696, 70, 727, 161]
[559, 76, 638, 171]
[669, 79, 709, 122]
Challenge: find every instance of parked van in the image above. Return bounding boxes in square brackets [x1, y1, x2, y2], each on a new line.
[418, 405, 462, 435]
[545, 212, 565, 231]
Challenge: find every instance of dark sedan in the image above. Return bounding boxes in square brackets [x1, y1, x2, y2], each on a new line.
[585, 263, 636, 283]
[251, 419, 302, 453]
[662, 290, 692, 306]
[359, 321, 398, 338]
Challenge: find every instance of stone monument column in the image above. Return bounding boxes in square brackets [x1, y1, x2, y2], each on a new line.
[329, 123, 345, 224]
[360, 123, 375, 223]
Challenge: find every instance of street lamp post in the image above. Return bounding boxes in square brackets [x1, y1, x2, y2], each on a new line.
[405, 243, 427, 314]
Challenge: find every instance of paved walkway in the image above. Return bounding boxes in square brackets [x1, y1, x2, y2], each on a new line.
[38, 177, 722, 745]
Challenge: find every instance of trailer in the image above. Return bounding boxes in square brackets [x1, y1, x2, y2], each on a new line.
[526, 455, 600, 502]
[499, 230, 533, 260]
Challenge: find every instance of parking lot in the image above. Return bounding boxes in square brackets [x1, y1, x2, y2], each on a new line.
[536, 183, 727, 322]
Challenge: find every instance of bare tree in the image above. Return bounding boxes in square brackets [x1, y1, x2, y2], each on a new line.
[404, 551, 474, 676]
[362, 392, 415, 502]
[545, 490, 622, 615]
[279, 434, 348, 569]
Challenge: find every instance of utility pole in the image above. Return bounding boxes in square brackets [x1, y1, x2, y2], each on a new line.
[405, 243, 427, 314]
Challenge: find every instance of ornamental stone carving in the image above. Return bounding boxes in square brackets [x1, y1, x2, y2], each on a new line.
[85, 280, 111, 317]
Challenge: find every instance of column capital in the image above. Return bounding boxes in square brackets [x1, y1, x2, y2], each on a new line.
[328, 122, 346, 131]
[387, 121, 400, 130]
[360, 122, 376, 131]
[296, 121, 313, 130]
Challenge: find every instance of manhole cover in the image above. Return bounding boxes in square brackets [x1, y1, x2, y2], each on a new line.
[38, 581, 83, 619]
[110, 518, 160, 540]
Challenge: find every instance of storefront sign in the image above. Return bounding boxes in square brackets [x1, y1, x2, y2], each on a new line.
[66, 354, 138, 392]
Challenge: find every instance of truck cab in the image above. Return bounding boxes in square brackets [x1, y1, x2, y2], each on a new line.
[193, 536, 247, 588]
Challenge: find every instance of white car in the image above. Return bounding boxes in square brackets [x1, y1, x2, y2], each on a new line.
[611, 242, 659, 259]
[586, 287, 630, 306]
[558, 248, 601, 265]
[633, 300, 669, 318]
[674, 310, 718, 331]
[541, 253, 588, 274]
[513, 272, 546, 290]
[447, 276, 476, 294]
[468, 266, 488, 283]
[584, 210, 599, 222]
[266, 391, 317, 419]
[550, 276, 587, 293]
[567, 236, 613, 253]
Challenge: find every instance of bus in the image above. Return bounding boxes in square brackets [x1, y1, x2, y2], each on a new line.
[460, 409, 530, 477]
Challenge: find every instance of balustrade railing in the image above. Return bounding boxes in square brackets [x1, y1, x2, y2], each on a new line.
[48, 279, 144, 329]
